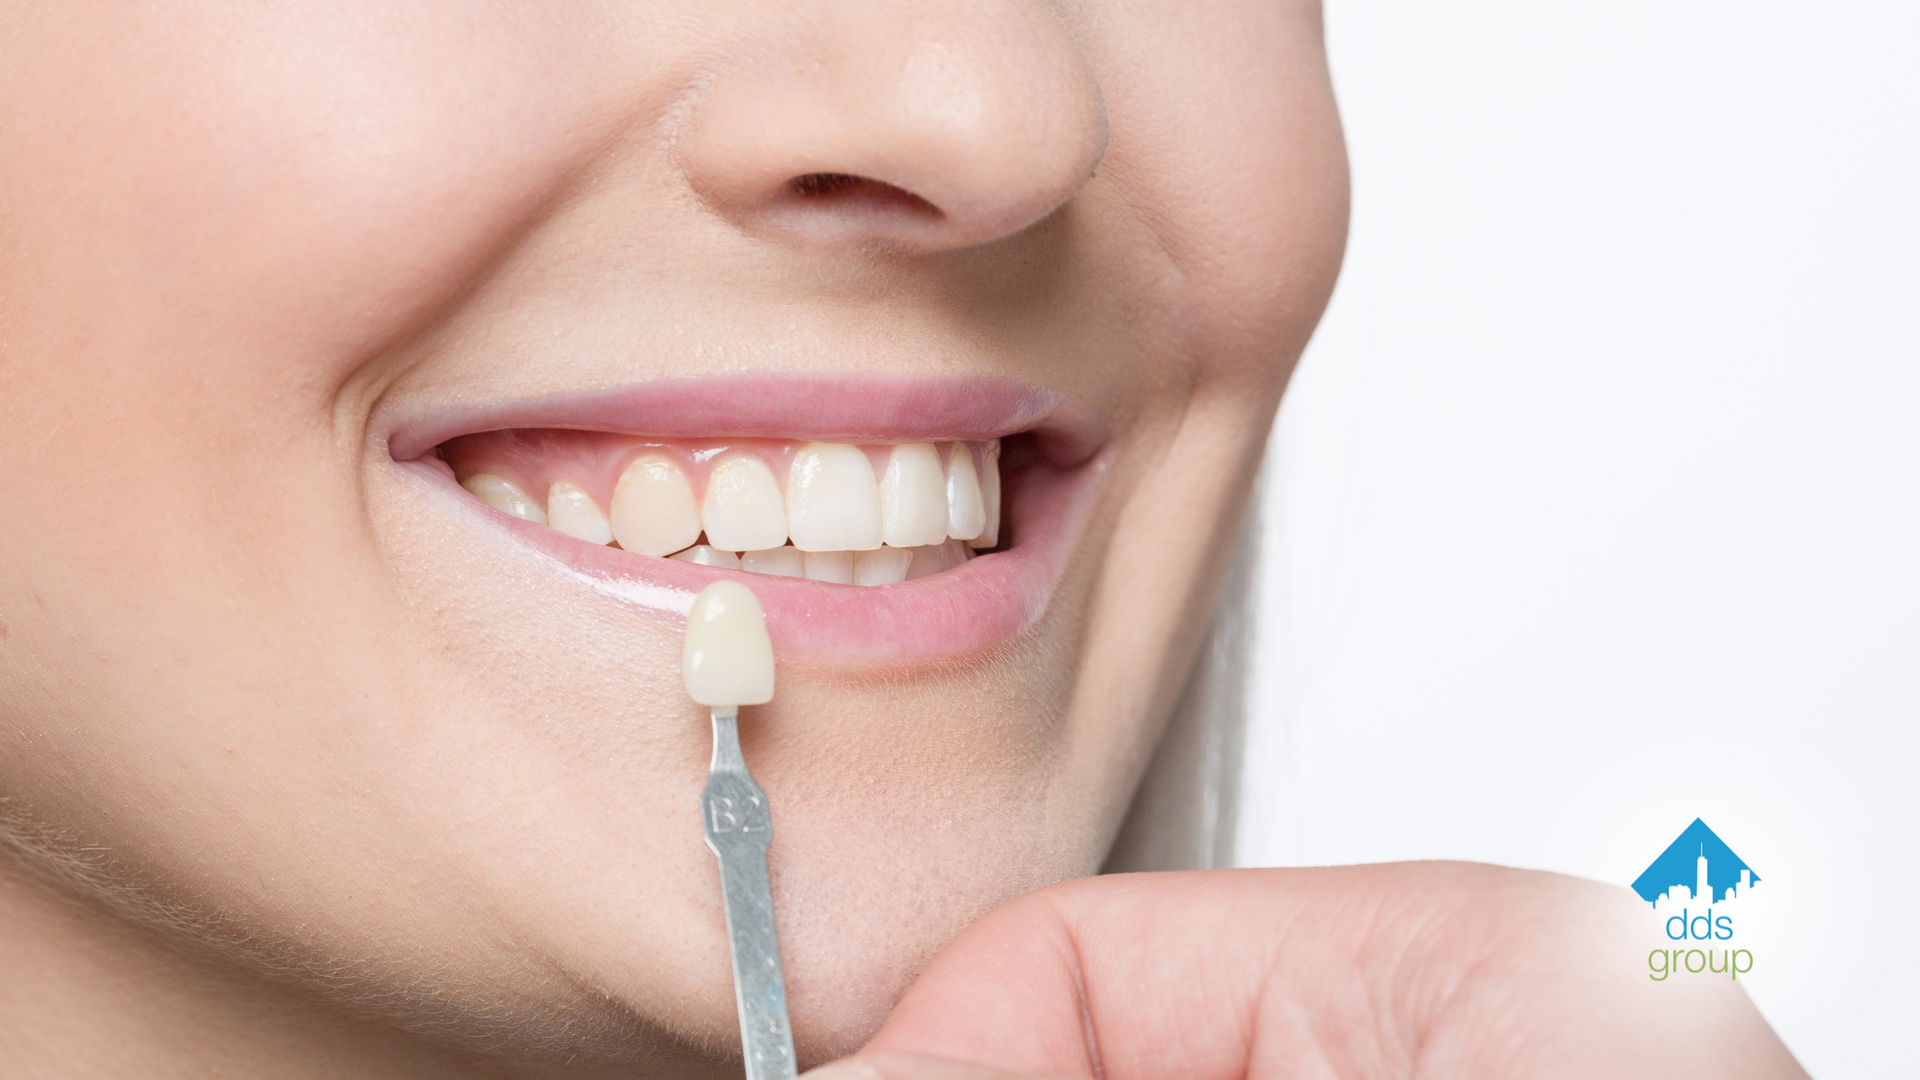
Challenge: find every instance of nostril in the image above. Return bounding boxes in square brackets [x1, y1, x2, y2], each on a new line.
[785, 173, 944, 221]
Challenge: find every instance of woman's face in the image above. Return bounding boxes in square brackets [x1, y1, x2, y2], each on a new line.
[0, 1, 1344, 1073]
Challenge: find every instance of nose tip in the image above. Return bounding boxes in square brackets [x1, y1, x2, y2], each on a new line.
[678, 3, 1108, 252]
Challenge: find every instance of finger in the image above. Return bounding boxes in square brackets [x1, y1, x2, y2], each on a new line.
[805, 1049, 1070, 1080]
[863, 868, 1350, 1078]
[859, 865, 1807, 1080]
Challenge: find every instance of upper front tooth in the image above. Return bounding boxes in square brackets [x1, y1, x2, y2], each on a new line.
[547, 480, 613, 544]
[702, 454, 788, 552]
[786, 442, 882, 552]
[463, 473, 547, 525]
[945, 444, 986, 541]
[970, 441, 1001, 549]
[878, 442, 950, 549]
[610, 454, 701, 556]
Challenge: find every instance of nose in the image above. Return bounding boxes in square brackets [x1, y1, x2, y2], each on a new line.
[676, 0, 1107, 252]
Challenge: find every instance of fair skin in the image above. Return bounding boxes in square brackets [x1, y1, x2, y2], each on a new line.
[0, 3, 1799, 1079]
[821, 867, 1807, 1080]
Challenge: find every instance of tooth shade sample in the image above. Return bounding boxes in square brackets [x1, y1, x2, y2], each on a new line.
[853, 546, 912, 586]
[945, 444, 986, 541]
[682, 580, 774, 707]
[801, 549, 854, 584]
[878, 442, 950, 548]
[462, 474, 547, 525]
[970, 442, 1000, 549]
[741, 547, 805, 578]
[670, 545, 741, 569]
[610, 454, 701, 557]
[786, 442, 882, 552]
[546, 481, 613, 544]
[701, 454, 787, 552]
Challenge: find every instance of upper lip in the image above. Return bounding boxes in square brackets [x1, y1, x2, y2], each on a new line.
[381, 373, 1102, 463]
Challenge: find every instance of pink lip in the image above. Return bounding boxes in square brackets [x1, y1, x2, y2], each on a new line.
[384, 374, 1101, 464]
[381, 375, 1106, 659]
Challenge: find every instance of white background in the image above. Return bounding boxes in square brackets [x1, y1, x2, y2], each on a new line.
[1237, 1, 1918, 1076]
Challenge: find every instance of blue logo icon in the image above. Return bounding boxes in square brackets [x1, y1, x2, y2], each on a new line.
[1632, 817, 1759, 906]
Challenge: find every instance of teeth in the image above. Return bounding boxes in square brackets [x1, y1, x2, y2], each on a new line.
[945, 444, 986, 541]
[906, 543, 947, 580]
[610, 454, 702, 557]
[878, 442, 950, 549]
[853, 546, 913, 586]
[786, 442, 882, 552]
[546, 481, 613, 544]
[701, 454, 788, 553]
[970, 442, 1000, 549]
[463, 474, 547, 525]
[740, 546, 805, 578]
[455, 437, 1003, 577]
[906, 539, 972, 579]
[801, 549, 854, 584]
[670, 545, 741, 569]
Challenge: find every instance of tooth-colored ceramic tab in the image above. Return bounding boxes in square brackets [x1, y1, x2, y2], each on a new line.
[945, 444, 986, 541]
[610, 454, 701, 557]
[787, 442, 882, 552]
[463, 473, 547, 525]
[670, 545, 741, 569]
[878, 442, 950, 549]
[682, 580, 774, 707]
[801, 549, 853, 584]
[970, 441, 1001, 549]
[701, 454, 787, 553]
[853, 546, 912, 586]
[547, 480, 613, 544]
[741, 546, 805, 578]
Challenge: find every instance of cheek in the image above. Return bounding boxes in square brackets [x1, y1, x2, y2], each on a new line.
[1077, 0, 1349, 392]
[0, 4, 607, 412]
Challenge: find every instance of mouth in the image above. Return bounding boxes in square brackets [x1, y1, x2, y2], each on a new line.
[380, 375, 1106, 659]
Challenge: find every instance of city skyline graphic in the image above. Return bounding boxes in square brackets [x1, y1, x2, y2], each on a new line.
[1633, 818, 1759, 908]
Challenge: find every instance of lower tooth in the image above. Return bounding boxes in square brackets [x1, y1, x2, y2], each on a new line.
[462, 473, 547, 525]
[801, 550, 854, 584]
[741, 547, 805, 578]
[547, 481, 613, 544]
[905, 544, 946, 579]
[853, 546, 912, 586]
[669, 545, 741, 568]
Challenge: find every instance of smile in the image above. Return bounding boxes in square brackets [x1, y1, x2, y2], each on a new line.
[379, 375, 1106, 659]
[443, 433, 1002, 584]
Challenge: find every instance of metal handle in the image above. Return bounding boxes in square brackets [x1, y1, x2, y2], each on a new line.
[703, 708, 798, 1080]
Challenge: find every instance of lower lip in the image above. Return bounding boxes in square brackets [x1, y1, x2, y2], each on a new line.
[394, 456, 1097, 660]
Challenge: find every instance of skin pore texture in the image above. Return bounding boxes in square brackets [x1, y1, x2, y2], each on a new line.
[0, 2, 1345, 1077]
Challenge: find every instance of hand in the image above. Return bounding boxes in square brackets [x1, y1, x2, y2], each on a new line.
[805, 864, 1805, 1080]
